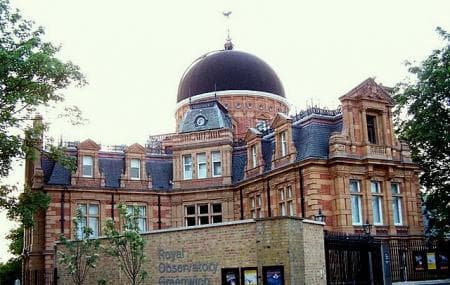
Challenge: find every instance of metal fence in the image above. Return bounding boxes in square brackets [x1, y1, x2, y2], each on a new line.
[386, 236, 450, 282]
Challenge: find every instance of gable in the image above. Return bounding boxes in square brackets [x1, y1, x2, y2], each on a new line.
[271, 112, 291, 129]
[125, 143, 146, 154]
[339, 78, 394, 105]
[77, 139, 101, 151]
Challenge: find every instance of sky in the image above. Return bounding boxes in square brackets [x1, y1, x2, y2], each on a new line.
[1, 0, 449, 262]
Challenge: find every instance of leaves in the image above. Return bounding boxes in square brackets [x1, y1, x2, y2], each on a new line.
[394, 27, 450, 238]
[103, 204, 147, 285]
[0, 0, 86, 179]
[58, 208, 100, 285]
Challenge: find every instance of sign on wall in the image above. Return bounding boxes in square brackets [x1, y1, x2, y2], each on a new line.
[262, 266, 284, 285]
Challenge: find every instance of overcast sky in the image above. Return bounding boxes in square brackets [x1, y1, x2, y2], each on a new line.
[1, 0, 449, 262]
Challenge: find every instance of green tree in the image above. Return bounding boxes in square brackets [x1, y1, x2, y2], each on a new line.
[104, 204, 148, 285]
[0, 225, 25, 284]
[394, 27, 450, 238]
[58, 208, 100, 285]
[0, 0, 85, 226]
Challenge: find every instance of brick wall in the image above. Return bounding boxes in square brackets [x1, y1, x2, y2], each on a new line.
[56, 217, 326, 285]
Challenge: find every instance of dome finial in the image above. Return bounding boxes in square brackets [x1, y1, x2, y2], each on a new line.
[222, 11, 233, 50]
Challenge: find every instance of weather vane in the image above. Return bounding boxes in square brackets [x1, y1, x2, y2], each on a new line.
[222, 11, 233, 50]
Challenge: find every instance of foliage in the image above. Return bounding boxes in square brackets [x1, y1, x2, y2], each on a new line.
[0, 0, 85, 226]
[0, 258, 21, 284]
[6, 224, 24, 256]
[58, 208, 100, 285]
[393, 27, 450, 238]
[103, 204, 147, 285]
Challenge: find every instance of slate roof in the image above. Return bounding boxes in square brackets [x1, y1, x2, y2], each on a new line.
[146, 159, 173, 190]
[179, 100, 232, 133]
[261, 139, 275, 172]
[99, 158, 124, 188]
[293, 121, 342, 161]
[232, 149, 247, 184]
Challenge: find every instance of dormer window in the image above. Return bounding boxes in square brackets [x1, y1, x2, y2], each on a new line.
[251, 145, 257, 168]
[130, 159, 140, 180]
[82, 155, 93, 177]
[367, 115, 377, 144]
[280, 131, 287, 156]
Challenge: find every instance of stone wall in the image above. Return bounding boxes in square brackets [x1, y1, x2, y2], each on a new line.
[56, 217, 326, 285]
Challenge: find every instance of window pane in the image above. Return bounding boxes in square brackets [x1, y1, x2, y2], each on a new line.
[213, 161, 222, 176]
[197, 153, 206, 179]
[372, 196, 383, 225]
[349, 180, 360, 193]
[351, 195, 361, 224]
[82, 156, 93, 177]
[287, 187, 292, 199]
[78, 204, 87, 215]
[186, 217, 195, 226]
[257, 195, 262, 207]
[198, 204, 208, 214]
[392, 197, 402, 225]
[89, 204, 98, 216]
[281, 203, 286, 216]
[186, 205, 195, 215]
[130, 159, 140, 179]
[183, 155, 192, 180]
[138, 218, 146, 232]
[391, 183, 400, 195]
[199, 216, 209, 225]
[367, 115, 377, 144]
[279, 189, 285, 201]
[288, 201, 294, 216]
[371, 181, 381, 193]
[88, 217, 99, 237]
[212, 215, 222, 223]
[250, 197, 255, 208]
[281, 131, 287, 156]
[212, 203, 222, 213]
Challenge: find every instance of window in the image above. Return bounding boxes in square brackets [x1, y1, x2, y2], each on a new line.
[130, 159, 140, 180]
[391, 183, 403, 225]
[280, 131, 287, 157]
[211, 151, 222, 177]
[279, 186, 294, 216]
[250, 194, 263, 218]
[183, 154, 192, 180]
[350, 180, 363, 225]
[371, 181, 383, 225]
[76, 203, 99, 238]
[197, 153, 207, 179]
[82, 156, 93, 177]
[184, 203, 222, 226]
[127, 205, 147, 232]
[251, 145, 257, 168]
[366, 115, 377, 144]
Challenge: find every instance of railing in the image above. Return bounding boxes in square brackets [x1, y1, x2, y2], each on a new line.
[368, 145, 392, 158]
[167, 129, 233, 144]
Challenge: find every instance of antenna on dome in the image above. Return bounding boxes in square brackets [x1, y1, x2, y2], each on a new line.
[214, 83, 217, 99]
[222, 11, 233, 50]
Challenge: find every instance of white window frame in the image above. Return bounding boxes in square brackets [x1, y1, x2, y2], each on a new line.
[391, 183, 403, 226]
[76, 203, 99, 238]
[130, 158, 141, 180]
[184, 203, 222, 226]
[279, 186, 294, 216]
[82, 155, 93, 177]
[251, 145, 257, 168]
[250, 194, 263, 219]
[183, 154, 192, 180]
[211, 151, 222, 177]
[127, 205, 147, 232]
[280, 131, 287, 157]
[197, 152, 207, 179]
[371, 181, 383, 226]
[349, 180, 363, 225]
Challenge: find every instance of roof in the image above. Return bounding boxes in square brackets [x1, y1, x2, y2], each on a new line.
[177, 50, 285, 102]
[178, 100, 232, 133]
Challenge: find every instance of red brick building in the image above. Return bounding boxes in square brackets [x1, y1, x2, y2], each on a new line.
[23, 41, 422, 284]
